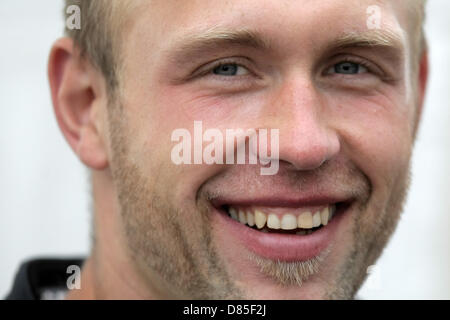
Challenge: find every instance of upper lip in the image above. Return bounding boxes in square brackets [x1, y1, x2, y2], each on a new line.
[211, 194, 352, 209]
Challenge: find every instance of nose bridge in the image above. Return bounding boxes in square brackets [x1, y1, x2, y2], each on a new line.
[276, 77, 319, 125]
[266, 75, 340, 171]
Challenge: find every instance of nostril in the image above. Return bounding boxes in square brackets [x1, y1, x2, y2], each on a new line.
[277, 125, 341, 171]
[279, 142, 333, 171]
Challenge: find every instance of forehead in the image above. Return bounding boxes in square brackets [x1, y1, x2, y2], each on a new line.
[130, 1, 409, 36]
[121, 0, 413, 62]
[119, 0, 414, 72]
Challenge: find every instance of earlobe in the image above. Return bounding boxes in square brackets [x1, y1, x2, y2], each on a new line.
[48, 38, 108, 170]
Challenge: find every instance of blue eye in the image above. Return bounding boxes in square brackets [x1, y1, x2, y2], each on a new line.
[212, 63, 248, 76]
[213, 64, 237, 76]
[332, 62, 368, 75]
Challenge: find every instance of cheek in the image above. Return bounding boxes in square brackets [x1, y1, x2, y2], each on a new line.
[119, 86, 256, 203]
[159, 83, 273, 128]
[329, 92, 414, 193]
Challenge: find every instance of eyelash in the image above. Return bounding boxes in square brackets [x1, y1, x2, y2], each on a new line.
[325, 55, 383, 77]
[191, 55, 383, 82]
[193, 58, 255, 80]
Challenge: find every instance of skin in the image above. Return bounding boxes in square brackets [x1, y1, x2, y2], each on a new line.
[48, 0, 428, 299]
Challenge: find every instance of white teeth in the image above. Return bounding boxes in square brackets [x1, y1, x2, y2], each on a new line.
[238, 209, 247, 224]
[229, 207, 238, 221]
[255, 210, 267, 229]
[320, 207, 330, 226]
[228, 205, 337, 231]
[330, 205, 336, 219]
[246, 211, 255, 227]
[281, 214, 297, 230]
[267, 214, 281, 229]
[298, 211, 313, 229]
[312, 211, 322, 227]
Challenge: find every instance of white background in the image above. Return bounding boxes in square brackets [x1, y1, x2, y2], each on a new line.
[0, 1, 449, 299]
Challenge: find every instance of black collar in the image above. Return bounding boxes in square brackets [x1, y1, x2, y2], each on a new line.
[5, 258, 84, 300]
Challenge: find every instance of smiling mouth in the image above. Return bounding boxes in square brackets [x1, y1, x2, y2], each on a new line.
[220, 202, 348, 235]
[211, 198, 352, 261]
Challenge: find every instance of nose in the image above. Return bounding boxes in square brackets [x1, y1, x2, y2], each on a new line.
[264, 77, 340, 171]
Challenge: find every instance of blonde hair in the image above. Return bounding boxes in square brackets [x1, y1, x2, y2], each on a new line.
[64, 0, 133, 92]
[410, 0, 428, 66]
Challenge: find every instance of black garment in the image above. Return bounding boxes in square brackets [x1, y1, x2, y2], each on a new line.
[5, 258, 84, 300]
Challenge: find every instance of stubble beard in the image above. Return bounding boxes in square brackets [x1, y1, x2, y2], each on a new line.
[105, 101, 412, 299]
[325, 167, 412, 299]
[107, 103, 243, 299]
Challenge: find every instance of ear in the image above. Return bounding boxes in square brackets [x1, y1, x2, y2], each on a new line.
[48, 38, 109, 170]
[413, 50, 429, 139]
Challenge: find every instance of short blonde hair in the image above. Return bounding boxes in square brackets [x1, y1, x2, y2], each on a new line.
[64, 0, 134, 92]
[410, 0, 428, 68]
[64, 0, 427, 93]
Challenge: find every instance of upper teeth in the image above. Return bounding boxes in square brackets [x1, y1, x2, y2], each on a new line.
[227, 205, 336, 231]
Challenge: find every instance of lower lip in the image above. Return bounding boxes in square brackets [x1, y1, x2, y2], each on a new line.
[212, 205, 348, 262]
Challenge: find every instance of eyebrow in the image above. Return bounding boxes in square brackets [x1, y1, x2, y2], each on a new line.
[166, 27, 405, 66]
[331, 29, 405, 51]
[166, 28, 272, 65]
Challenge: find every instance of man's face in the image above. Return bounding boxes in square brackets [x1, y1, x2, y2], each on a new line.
[105, 0, 420, 299]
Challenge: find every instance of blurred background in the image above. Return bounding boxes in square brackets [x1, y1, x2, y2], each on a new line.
[0, 1, 449, 299]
